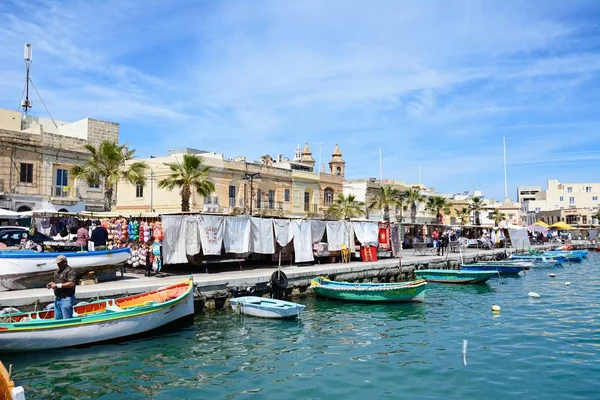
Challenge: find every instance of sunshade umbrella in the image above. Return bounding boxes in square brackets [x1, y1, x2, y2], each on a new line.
[534, 220, 550, 228]
[528, 224, 548, 233]
[550, 221, 574, 230]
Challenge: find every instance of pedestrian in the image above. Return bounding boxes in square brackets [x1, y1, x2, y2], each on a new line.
[75, 221, 89, 250]
[46, 255, 77, 320]
[90, 221, 109, 250]
[432, 228, 440, 255]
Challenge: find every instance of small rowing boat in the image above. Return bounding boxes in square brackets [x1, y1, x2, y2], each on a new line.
[0, 277, 195, 352]
[310, 276, 427, 302]
[415, 269, 497, 284]
[460, 264, 525, 275]
[229, 296, 305, 319]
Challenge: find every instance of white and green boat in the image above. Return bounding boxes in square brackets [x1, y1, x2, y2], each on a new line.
[415, 269, 497, 284]
[310, 276, 427, 302]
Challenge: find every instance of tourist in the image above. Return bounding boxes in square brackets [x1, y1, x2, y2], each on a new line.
[75, 221, 89, 249]
[91, 221, 109, 250]
[432, 228, 440, 254]
[46, 255, 77, 320]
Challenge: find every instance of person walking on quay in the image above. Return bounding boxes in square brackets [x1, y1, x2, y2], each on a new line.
[76, 221, 89, 250]
[46, 255, 77, 320]
[432, 227, 440, 255]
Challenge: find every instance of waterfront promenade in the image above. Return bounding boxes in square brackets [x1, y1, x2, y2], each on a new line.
[0, 246, 528, 309]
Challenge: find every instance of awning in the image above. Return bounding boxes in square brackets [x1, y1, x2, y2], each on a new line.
[550, 221, 574, 230]
[534, 220, 550, 228]
[0, 208, 21, 218]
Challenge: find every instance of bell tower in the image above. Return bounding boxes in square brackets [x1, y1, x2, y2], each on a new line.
[328, 144, 345, 176]
[300, 143, 315, 169]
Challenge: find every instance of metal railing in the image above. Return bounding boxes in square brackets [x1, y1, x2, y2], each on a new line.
[304, 203, 318, 213]
[51, 186, 77, 198]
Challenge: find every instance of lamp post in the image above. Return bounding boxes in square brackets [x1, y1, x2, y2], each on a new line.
[242, 172, 261, 215]
[149, 168, 155, 212]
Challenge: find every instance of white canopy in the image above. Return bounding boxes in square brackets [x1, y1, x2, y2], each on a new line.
[0, 208, 21, 219]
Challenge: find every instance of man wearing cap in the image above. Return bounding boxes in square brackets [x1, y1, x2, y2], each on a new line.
[46, 255, 77, 319]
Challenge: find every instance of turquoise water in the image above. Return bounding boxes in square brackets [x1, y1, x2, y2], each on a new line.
[5, 254, 600, 399]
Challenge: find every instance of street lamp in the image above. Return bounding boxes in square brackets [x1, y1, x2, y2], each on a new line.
[242, 172, 261, 215]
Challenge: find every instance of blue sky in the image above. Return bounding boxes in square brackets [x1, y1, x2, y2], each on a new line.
[1, 0, 600, 201]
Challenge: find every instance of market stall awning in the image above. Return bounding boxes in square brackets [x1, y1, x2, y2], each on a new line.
[0, 208, 21, 218]
[550, 221, 574, 230]
[534, 220, 550, 228]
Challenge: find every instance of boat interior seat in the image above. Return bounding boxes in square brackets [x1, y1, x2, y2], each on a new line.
[105, 300, 124, 313]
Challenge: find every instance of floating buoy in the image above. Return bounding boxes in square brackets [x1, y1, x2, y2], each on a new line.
[492, 304, 501, 312]
[549, 273, 556, 278]
[528, 292, 540, 298]
[565, 282, 571, 286]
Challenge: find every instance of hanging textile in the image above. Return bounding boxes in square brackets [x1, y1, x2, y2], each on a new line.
[326, 221, 354, 251]
[224, 216, 251, 253]
[311, 220, 326, 242]
[377, 222, 390, 250]
[198, 215, 225, 255]
[273, 219, 293, 247]
[185, 217, 201, 255]
[390, 224, 400, 257]
[292, 219, 314, 262]
[353, 221, 379, 247]
[162, 215, 187, 264]
[250, 217, 275, 254]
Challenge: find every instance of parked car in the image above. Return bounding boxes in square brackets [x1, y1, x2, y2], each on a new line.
[0, 228, 51, 247]
[0, 226, 27, 233]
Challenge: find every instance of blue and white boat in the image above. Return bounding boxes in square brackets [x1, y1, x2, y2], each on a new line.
[543, 250, 585, 262]
[509, 254, 563, 267]
[460, 263, 525, 275]
[0, 248, 131, 291]
[229, 296, 305, 319]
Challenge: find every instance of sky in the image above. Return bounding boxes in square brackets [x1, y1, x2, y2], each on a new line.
[1, 0, 600, 201]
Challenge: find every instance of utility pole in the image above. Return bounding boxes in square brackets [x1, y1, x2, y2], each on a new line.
[150, 169, 155, 212]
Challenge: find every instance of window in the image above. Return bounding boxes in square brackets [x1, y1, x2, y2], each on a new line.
[20, 163, 33, 183]
[324, 188, 334, 205]
[229, 185, 236, 207]
[256, 189, 262, 209]
[284, 189, 290, 202]
[135, 183, 144, 198]
[593, 196, 598, 201]
[268, 190, 275, 208]
[559, 196, 564, 201]
[569, 197, 575, 204]
[89, 172, 100, 189]
[567, 187, 572, 193]
[585, 186, 592, 192]
[583, 216, 588, 224]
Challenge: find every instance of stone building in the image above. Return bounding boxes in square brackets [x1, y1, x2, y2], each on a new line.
[0, 108, 119, 212]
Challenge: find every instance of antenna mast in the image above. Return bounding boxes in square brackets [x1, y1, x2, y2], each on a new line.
[22, 44, 33, 120]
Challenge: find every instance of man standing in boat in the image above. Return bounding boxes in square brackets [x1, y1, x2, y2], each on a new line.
[46, 255, 77, 319]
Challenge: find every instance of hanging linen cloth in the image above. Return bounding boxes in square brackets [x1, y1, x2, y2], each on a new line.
[224, 216, 251, 253]
[326, 221, 354, 251]
[162, 215, 187, 264]
[292, 219, 314, 262]
[185, 217, 201, 255]
[198, 215, 225, 255]
[311, 220, 326, 243]
[273, 219, 293, 247]
[250, 217, 275, 254]
[352, 221, 379, 247]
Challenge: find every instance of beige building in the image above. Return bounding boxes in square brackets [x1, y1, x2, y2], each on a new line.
[536, 208, 597, 229]
[115, 145, 346, 218]
[0, 108, 118, 212]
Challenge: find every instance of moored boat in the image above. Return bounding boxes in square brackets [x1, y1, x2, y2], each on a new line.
[229, 296, 305, 319]
[0, 247, 131, 291]
[415, 269, 497, 284]
[310, 276, 427, 302]
[543, 250, 585, 261]
[460, 264, 525, 275]
[0, 277, 195, 352]
[0, 361, 25, 400]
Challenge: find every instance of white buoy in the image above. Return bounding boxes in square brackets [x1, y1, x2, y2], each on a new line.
[549, 273, 556, 278]
[565, 282, 571, 286]
[528, 292, 540, 298]
[492, 304, 501, 312]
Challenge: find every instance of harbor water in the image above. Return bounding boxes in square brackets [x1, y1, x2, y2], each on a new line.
[5, 254, 600, 399]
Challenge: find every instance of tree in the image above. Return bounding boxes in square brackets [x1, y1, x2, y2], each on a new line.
[405, 188, 425, 223]
[488, 209, 507, 226]
[592, 210, 600, 225]
[470, 196, 485, 226]
[71, 140, 147, 211]
[425, 195, 451, 224]
[157, 154, 215, 212]
[327, 193, 365, 220]
[368, 185, 406, 222]
[455, 206, 471, 225]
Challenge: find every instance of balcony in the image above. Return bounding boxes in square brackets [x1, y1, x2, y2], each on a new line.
[255, 201, 283, 211]
[304, 203, 318, 213]
[51, 186, 79, 202]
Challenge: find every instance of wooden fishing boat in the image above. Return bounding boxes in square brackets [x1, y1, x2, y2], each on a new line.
[415, 269, 497, 284]
[510, 253, 565, 263]
[0, 361, 25, 400]
[0, 277, 195, 352]
[508, 255, 562, 267]
[543, 250, 586, 261]
[229, 296, 305, 319]
[310, 277, 427, 302]
[0, 247, 131, 291]
[460, 264, 525, 275]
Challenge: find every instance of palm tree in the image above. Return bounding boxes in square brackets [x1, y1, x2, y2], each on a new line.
[455, 206, 471, 225]
[425, 195, 451, 224]
[405, 188, 425, 223]
[470, 196, 485, 226]
[157, 154, 215, 212]
[71, 140, 147, 211]
[592, 210, 600, 225]
[488, 209, 507, 226]
[327, 194, 365, 220]
[368, 185, 406, 222]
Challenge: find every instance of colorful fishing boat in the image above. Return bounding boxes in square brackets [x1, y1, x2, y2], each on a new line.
[510, 253, 566, 263]
[310, 276, 427, 302]
[0, 277, 195, 352]
[508, 255, 562, 267]
[415, 269, 497, 284]
[0, 361, 25, 400]
[229, 296, 305, 319]
[460, 264, 525, 275]
[543, 250, 585, 261]
[0, 247, 131, 291]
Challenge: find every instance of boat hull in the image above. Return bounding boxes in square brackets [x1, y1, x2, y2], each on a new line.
[460, 264, 524, 274]
[0, 279, 195, 352]
[311, 277, 427, 302]
[415, 269, 496, 284]
[0, 248, 130, 291]
[229, 296, 305, 319]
